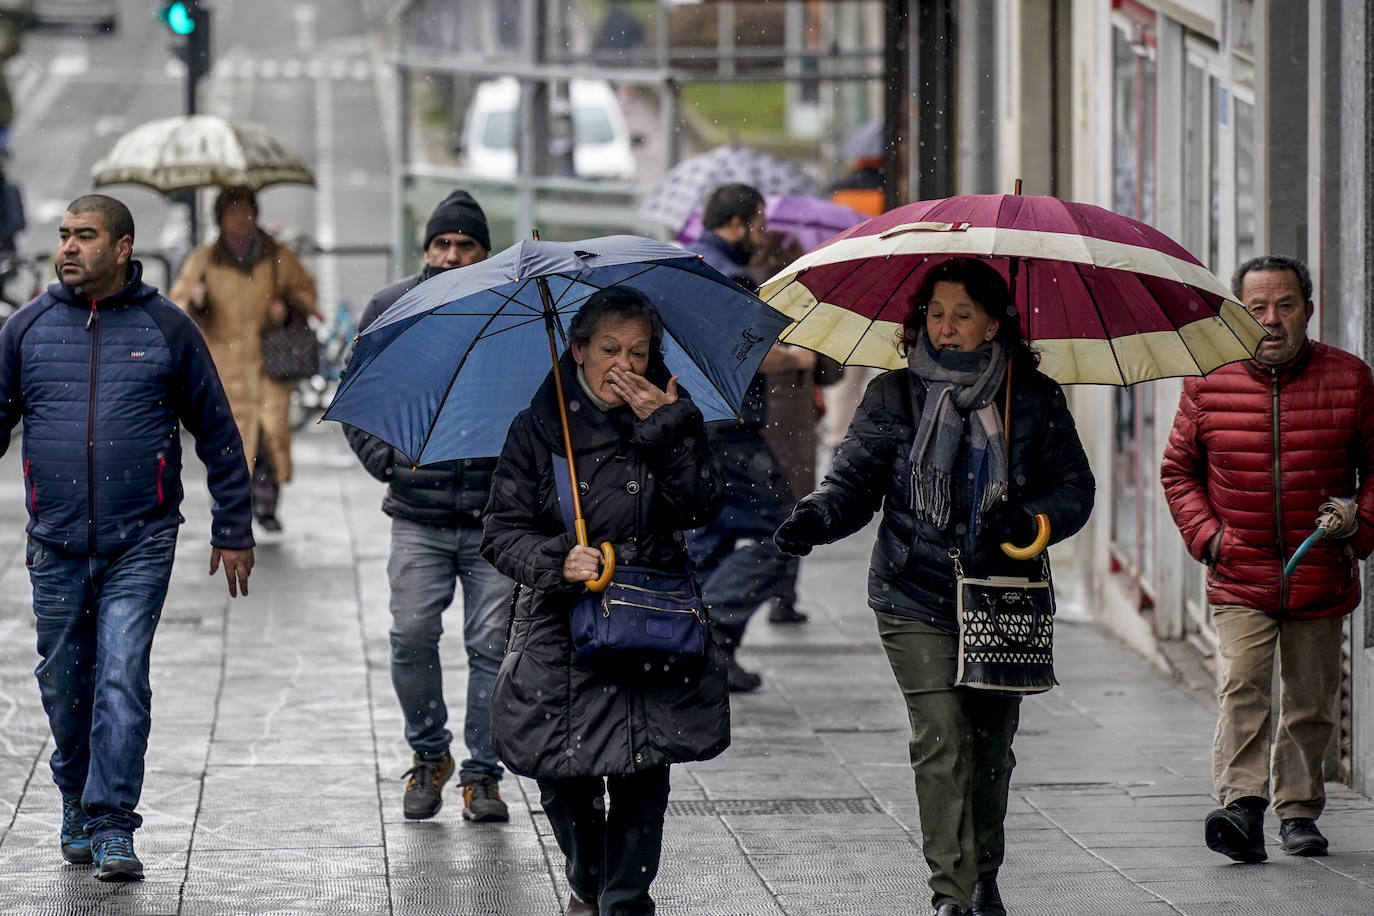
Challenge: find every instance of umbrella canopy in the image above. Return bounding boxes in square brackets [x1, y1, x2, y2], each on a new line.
[675, 194, 868, 255]
[323, 235, 792, 465]
[760, 194, 1265, 386]
[90, 115, 315, 193]
[639, 144, 821, 230]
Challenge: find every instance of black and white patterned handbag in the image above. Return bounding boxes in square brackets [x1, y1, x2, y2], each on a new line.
[950, 548, 1057, 695]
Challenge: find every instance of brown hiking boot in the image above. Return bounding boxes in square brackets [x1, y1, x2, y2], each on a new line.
[461, 775, 510, 822]
[402, 751, 454, 820]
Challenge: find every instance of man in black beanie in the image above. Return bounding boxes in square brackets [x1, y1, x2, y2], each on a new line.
[344, 190, 513, 824]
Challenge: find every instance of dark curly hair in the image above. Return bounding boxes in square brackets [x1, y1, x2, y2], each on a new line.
[568, 285, 666, 366]
[899, 257, 1039, 370]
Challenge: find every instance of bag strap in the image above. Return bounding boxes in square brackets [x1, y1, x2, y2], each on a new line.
[551, 454, 576, 532]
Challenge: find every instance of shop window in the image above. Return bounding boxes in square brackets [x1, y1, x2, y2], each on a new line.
[1109, 7, 1157, 599]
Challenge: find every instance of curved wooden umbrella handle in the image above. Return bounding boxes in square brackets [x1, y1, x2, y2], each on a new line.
[1001, 513, 1051, 560]
[586, 542, 616, 592]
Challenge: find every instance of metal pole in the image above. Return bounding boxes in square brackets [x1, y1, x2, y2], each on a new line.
[916, 0, 957, 200]
[882, 0, 909, 210]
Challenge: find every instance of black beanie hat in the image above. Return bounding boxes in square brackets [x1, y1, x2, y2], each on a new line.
[424, 190, 491, 252]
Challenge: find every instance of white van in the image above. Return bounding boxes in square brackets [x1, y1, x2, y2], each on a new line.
[459, 76, 638, 181]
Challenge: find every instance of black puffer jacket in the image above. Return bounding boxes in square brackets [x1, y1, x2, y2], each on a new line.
[481, 352, 730, 778]
[799, 362, 1095, 630]
[345, 268, 495, 527]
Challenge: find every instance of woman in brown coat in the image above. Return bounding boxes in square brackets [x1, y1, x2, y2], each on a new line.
[169, 186, 317, 532]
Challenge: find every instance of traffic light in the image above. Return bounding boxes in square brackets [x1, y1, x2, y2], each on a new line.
[159, 1, 211, 113]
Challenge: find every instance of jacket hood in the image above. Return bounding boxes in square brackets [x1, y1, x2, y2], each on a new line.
[48, 258, 159, 310]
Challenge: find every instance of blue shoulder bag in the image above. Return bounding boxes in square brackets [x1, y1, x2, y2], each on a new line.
[551, 458, 708, 673]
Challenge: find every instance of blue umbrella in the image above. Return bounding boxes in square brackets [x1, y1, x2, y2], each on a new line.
[328, 233, 790, 462]
[324, 235, 791, 585]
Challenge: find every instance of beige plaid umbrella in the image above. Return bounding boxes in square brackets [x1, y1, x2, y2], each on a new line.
[90, 115, 315, 193]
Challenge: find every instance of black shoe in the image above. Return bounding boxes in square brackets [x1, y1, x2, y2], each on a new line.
[767, 600, 809, 624]
[402, 751, 454, 820]
[726, 656, 762, 692]
[971, 877, 1005, 916]
[934, 903, 969, 916]
[461, 775, 510, 822]
[256, 515, 282, 533]
[92, 832, 143, 882]
[1205, 797, 1267, 863]
[1279, 817, 1329, 856]
[60, 798, 92, 865]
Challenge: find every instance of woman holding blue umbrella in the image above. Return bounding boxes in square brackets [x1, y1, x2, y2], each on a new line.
[481, 286, 730, 916]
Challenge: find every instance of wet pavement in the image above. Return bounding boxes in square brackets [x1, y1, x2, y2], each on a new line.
[1, 425, 1373, 915]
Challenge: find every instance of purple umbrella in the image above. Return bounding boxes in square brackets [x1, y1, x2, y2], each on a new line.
[675, 194, 868, 254]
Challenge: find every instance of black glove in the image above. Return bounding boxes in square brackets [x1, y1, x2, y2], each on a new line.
[981, 500, 1037, 544]
[774, 505, 827, 557]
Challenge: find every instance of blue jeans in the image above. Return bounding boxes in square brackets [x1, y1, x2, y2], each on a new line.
[387, 517, 512, 781]
[27, 530, 177, 840]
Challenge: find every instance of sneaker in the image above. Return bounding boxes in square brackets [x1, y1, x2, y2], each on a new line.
[461, 776, 510, 822]
[60, 798, 91, 865]
[402, 751, 454, 820]
[1279, 817, 1329, 856]
[725, 656, 763, 693]
[256, 515, 282, 533]
[92, 832, 143, 882]
[767, 600, 809, 624]
[1204, 797, 1267, 863]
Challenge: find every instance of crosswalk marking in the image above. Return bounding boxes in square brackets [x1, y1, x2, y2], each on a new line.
[212, 57, 373, 82]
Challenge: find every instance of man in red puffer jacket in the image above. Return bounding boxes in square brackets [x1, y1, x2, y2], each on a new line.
[1162, 254, 1374, 865]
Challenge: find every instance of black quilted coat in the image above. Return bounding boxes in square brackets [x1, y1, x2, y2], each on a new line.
[797, 362, 1095, 631]
[481, 351, 730, 778]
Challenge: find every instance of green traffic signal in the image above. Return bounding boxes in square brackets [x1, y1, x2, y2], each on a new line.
[161, 2, 197, 36]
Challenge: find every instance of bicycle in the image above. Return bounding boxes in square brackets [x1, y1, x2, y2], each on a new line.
[0, 254, 51, 325]
[290, 302, 358, 431]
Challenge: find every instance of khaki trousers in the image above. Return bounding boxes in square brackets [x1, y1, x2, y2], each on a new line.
[1211, 604, 1344, 819]
[876, 612, 1020, 911]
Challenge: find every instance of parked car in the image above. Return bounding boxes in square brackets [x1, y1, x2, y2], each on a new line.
[458, 76, 638, 181]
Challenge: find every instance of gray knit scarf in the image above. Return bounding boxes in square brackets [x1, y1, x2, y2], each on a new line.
[906, 331, 1008, 530]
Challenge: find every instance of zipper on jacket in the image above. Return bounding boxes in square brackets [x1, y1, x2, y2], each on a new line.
[87, 307, 100, 551]
[1271, 368, 1288, 613]
[23, 458, 36, 516]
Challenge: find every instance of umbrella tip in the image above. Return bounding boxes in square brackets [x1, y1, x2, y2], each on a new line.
[532, 229, 541, 241]
[1013, 178, 1023, 195]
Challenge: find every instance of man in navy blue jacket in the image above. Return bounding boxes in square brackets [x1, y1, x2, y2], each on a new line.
[0, 195, 254, 882]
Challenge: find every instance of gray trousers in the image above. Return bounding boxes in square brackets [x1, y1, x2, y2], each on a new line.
[876, 612, 1021, 912]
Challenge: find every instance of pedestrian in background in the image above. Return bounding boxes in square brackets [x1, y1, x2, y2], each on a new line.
[686, 182, 817, 690]
[0, 160, 25, 256]
[774, 258, 1094, 916]
[169, 186, 316, 534]
[0, 194, 254, 882]
[345, 189, 512, 823]
[482, 286, 728, 916]
[1162, 254, 1374, 863]
[750, 226, 844, 624]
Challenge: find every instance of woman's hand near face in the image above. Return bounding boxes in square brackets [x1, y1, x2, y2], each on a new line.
[606, 367, 678, 420]
[562, 544, 605, 583]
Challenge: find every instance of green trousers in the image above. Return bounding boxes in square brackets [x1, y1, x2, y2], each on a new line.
[876, 612, 1021, 911]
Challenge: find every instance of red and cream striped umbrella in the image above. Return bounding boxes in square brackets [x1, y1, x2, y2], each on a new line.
[759, 194, 1264, 385]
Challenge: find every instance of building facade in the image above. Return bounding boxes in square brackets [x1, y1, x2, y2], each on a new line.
[918, 0, 1374, 789]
